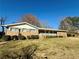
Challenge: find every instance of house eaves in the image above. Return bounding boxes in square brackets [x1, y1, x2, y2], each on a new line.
[1, 22, 39, 29]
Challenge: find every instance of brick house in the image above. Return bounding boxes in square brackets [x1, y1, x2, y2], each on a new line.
[3, 22, 67, 39]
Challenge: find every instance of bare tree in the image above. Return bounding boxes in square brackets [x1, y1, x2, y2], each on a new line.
[0, 17, 6, 32]
[40, 20, 52, 28]
[20, 14, 41, 27]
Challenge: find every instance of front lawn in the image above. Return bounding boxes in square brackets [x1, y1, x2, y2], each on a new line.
[0, 38, 79, 59]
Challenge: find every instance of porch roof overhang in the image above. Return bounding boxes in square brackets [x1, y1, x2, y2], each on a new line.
[38, 28, 67, 32]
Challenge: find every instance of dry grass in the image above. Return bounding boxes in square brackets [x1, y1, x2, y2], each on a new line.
[34, 38, 79, 59]
[0, 37, 79, 59]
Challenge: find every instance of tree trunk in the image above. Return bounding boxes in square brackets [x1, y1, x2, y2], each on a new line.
[2, 26, 4, 32]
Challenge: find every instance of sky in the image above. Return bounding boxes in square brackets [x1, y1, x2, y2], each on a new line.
[0, 0, 79, 29]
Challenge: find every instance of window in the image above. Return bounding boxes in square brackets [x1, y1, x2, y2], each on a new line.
[15, 28, 19, 32]
[10, 28, 19, 32]
[22, 28, 30, 32]
[30, 29, 35, 32]
[22, 29, 35, 32]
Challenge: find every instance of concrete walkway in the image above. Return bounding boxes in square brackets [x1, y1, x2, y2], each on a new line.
[0, 42, 7, 45]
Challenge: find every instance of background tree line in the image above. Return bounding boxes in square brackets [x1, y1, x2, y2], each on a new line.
[59, 17, 79, 33]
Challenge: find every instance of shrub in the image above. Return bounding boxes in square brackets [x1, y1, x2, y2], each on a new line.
[27, 35, 39, 39]
[27, 36, 32, 39]
[45, 36, 57, 38]
[31, 35, 39, 39]
[0, 32, 5, 39]
[2, 35, 12, 41]
[0, 35, 2, 39]
[11, 35, 19, 40]
[18, 34, 26, 40]
[18, 36, 26, 40]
